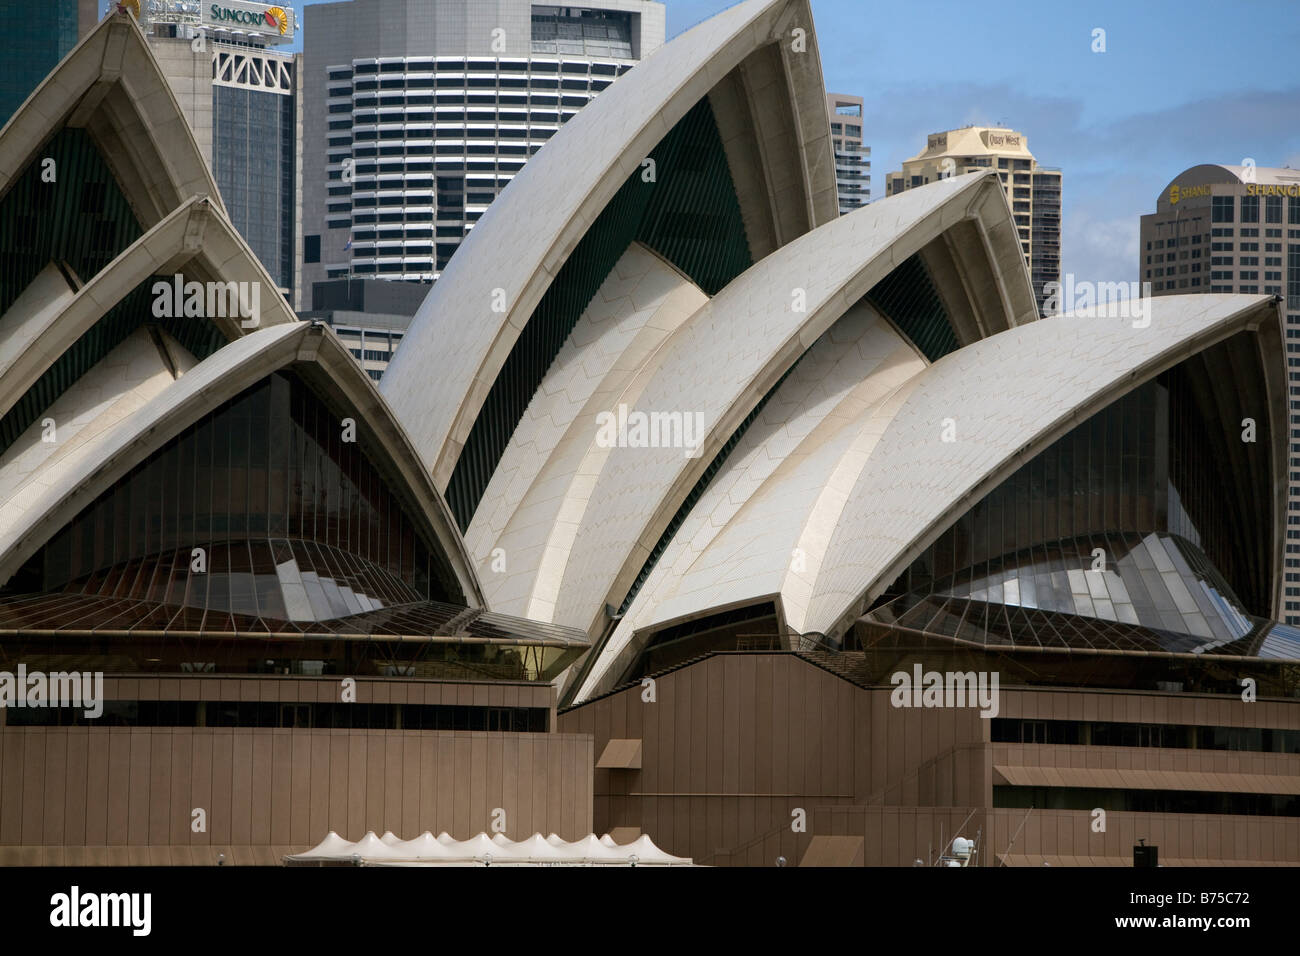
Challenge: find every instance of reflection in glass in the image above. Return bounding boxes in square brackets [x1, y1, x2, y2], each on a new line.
[14, 371, 462, 605]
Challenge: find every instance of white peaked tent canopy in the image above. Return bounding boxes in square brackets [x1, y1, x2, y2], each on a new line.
[285, 831, 694, 866]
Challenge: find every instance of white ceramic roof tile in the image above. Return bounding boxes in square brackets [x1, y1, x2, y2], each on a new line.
[552, 173, 999, 635]
[466, 244, 706, 618]
[0, 328, 196, 506]
[380, 0, 821, 487]
[575, 302, 926, 699]
[570, 292, 1279, 700]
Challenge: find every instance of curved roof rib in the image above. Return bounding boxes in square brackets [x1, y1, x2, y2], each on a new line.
[0, 10, 224, 226]
[555, 174, 1023, 634]
[802, 293, 1284, 641]
[574, 299, 926, 700]
[0, 323, 484, 609]
[573, 293, 1284, 701]
[0, 195, 295, 424]
[464, 242, 708, 620]
[381, 0, 837, 491]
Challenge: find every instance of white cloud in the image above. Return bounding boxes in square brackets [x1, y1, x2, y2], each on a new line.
[1063, 208, 1141, 290]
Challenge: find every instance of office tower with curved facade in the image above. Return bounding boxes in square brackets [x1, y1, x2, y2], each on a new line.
[301, 0, 665, 289]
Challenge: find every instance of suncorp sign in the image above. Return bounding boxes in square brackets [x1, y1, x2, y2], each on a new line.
[203, 1, 295, 41]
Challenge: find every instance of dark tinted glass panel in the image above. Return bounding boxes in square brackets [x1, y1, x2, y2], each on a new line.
[885, 338, 1273, 623]
[16, 371, 461, 605]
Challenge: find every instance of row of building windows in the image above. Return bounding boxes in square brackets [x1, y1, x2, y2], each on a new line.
[1153, 227, 1300, 248]
[345, 95, 591, 112]
[354, 128, 557, 142]
[992, 717, 1300, 753]
[347, 178, 510, 193]
[348, 59, 629, 76]
[1210, 194, 1300, 224]
[332, 144, 539, 163]
[346, 210, 483, 225]
[349, 110, 574, 124]
[995, 785, 1300, 817]
[346, 226, 463, 240]
[5, 701, 550, 732]
[353, 78, 608, 93]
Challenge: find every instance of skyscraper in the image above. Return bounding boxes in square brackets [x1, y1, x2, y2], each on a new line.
[300, 0, 665, 292]
[1141, 163, 1300, 622]
[0, 0, 96, 125]
[136, 0, 302, 305]
[886, 126, 1061, 314]
[826, 92, 869, 214]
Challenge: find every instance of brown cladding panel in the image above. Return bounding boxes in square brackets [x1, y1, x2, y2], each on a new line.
[21, 730, 46, 844]
[229, 733, 254, 845]
[513, 734, 532, 836]
[168, 733, 191, 845]
[64, 731, 88, 847]
[105, 732, 131, 845]
[147, 732, 171, 845]
[456, 734, 474, 835]
[189, 731, 213, 846]
[365, 733, 386, 832]
[0, 733, 21, 844]
[269, 733, 291, 845]
[347, 734, 367, 837]
[383, 734, 402, 830]
[308, 733, 330, 843]
[486, 735, 503, 834]
[250, 733, 274, 845]
[0, 727, 591, 857]
[401, 735, 421, 838]
[328, 733, 350, 836]
[42, 732, 67, 844]
[501, 735, 519, 836]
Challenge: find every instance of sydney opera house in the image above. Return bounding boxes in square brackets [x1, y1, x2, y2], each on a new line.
[0, 1, 1297, 866]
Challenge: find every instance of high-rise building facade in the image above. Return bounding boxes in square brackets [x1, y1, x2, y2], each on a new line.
[300, 0, 665, 292]
[301, 277, 429, 381]
[1141, 163, 1300, 622]
[137, 1, 302, 305]
[0, 0, 96, 125]
[886, 126, 1061, 314]
[826, 92, 869, 213]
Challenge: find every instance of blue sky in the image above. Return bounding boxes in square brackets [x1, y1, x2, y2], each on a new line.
[289, 0, 1300, 286]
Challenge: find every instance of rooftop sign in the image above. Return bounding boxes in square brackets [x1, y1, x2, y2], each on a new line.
[202, 1, 294, 42]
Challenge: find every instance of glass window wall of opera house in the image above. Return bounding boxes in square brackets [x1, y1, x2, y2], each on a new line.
[0, 372, 587, 682]
[857, 349, 1300, 698]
